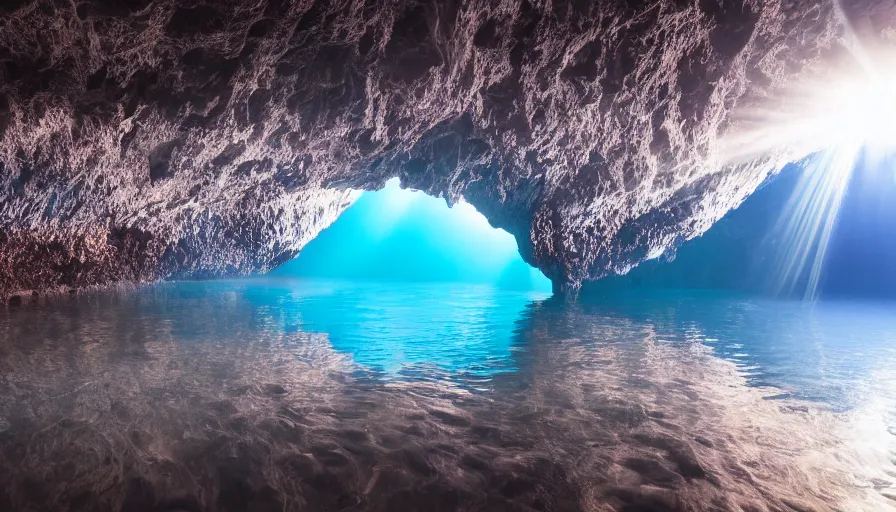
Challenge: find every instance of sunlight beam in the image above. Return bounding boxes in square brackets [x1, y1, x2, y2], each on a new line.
[724, 30, 896, 299]
[769, 144, 859, 299]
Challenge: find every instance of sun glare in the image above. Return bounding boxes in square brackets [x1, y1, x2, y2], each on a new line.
[796, 74, 896, 152]
[722, 64, 896, 166]
[723, 31, 896, 299]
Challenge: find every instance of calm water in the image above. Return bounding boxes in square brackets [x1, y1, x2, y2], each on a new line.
[1, 279, 895, 511]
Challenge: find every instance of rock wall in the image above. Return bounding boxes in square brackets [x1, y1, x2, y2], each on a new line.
[0, 0, 890, 296]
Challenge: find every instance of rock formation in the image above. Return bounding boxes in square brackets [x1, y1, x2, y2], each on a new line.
[0, 0, 892, 296]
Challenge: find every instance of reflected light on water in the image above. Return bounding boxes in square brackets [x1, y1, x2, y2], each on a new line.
[275, 280, 549, 376]
[1, 282, 895, 510]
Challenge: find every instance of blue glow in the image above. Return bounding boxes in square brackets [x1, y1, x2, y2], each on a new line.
[275, 179, 552, 291]
[238, 278, 547, 376]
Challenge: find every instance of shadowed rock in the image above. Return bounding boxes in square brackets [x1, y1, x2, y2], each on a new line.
[0, 0, 892, 295]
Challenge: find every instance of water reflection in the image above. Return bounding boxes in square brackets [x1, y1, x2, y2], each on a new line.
[240, 280, 547, 379]
[571, 291, 896, 409]
[0, 280, 894, 511]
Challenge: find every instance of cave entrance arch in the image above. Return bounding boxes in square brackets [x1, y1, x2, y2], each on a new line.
[273, 179, 552, 291]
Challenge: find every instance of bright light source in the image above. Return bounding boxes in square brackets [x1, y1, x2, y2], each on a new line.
[722, 69, 896, 165]
[722, 41, 896, 299]
[795, 75, 896, 152]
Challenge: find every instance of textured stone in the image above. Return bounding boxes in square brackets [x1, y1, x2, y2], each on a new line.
[0, 0, 892, 295]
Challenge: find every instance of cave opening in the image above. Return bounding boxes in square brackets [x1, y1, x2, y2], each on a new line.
[273, 178, 553, 292]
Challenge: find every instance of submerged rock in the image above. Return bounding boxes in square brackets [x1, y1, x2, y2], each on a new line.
[0, 0, 892, 294]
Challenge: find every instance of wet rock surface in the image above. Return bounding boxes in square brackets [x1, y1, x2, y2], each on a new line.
[0, 0, 893, 293]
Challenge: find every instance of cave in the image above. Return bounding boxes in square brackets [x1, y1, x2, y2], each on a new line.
[1, 0, 896, 510]
[273, 178, 552, 291]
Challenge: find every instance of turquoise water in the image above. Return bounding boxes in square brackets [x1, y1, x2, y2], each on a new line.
[1, 279, 895, 510]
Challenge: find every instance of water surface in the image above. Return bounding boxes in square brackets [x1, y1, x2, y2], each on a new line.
[1, 279, 894, 511]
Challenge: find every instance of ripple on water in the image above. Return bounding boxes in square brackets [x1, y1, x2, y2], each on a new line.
[0, 279, 894, 511]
